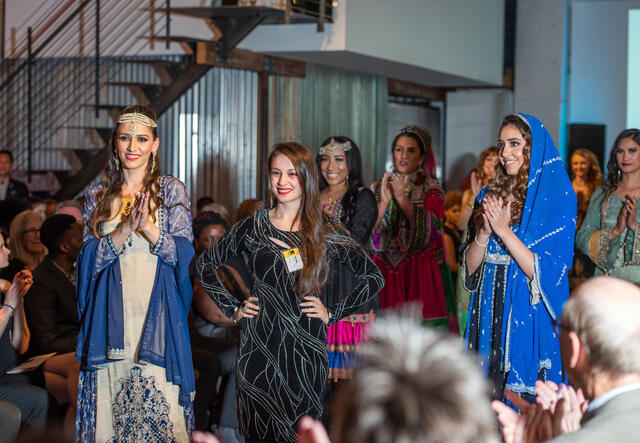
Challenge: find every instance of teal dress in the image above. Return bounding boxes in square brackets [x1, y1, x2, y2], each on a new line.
[576, 186, 640, 284]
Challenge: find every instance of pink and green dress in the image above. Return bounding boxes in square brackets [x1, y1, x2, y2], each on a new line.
[321, 188, 378, 381]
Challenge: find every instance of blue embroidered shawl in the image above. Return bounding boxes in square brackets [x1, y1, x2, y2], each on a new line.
[75, 236, 196, 406]
[502, 114, 575, 392]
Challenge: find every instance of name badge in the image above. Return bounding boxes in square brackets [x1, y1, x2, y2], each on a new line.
[282, 248, 303, 273]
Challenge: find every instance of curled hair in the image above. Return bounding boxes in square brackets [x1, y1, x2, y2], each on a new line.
[474, 115, 531, 230]
[570, 148, 603, 194]
[604, 129, 640, 194]
[474, 146, 500, 184]
[193, 210, 228, 240]
[269, 142, 334, 297]
[316, 136, 365, 225]
[331, 311, 497, 443]
[88, 105, 163, 237]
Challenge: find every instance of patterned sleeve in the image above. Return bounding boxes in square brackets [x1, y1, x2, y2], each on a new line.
[460, 192, 485, 292]
[150, 177, 193, 266]
[345, 188, 378, 246]
[195, 215, 252, 319]
[83, 183, 124, 273]
[327, 237, 384, 323]
[576, 186, 622, 270]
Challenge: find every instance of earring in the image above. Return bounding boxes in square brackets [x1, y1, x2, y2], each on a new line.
[150, 153, 156, 174]
[618, 168, 622, 181]
[114, 156, 120, 171]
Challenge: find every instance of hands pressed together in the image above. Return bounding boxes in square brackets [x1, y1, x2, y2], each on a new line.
[122, 192, 152, 237]
[4, 270, 33, 308]
[612, 195, 638, 239]
[379, 172, 410, 208]
[233, 295, 329, 325]
[481, 195, 513, 240]
[492, 381, 588, 443]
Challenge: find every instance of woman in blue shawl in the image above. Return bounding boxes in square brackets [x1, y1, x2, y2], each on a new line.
[462, 114, 576, 401]
[75, 105, 195, 442]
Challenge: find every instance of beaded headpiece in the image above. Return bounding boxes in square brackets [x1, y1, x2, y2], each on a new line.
[319, 138, 352, 155]
[117, 112, 157, 135]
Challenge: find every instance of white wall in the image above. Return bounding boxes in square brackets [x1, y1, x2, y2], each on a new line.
[345, 0, 504, 86]
[444, 89, 514, 191]
[241, 0, 505, 86]
[569, 0, 640, 158]
[514, 0, 569, 155]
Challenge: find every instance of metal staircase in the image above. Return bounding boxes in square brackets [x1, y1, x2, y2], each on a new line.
[0, 0, 331, 199]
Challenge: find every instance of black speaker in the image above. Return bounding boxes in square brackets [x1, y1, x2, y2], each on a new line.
[568, 124, 606, 170]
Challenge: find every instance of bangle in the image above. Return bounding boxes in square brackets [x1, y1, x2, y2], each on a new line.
[2, 303, 16, 313]
[474, 235, 489, 247]
[232, 305, 241, 324]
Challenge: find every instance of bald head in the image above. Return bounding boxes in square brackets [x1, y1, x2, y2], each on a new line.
[564, 277, 640, 375]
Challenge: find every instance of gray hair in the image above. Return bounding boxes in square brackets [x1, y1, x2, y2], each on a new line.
[331, 311, 497, 443]
[564, 276, 640, 376]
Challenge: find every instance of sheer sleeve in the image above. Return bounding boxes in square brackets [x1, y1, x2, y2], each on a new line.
[326, 236, 384, 323]
[345, 188, 377, 246]
[195, 215, 253, 319]
[576, 187, 622, 270]
[150, 177, 193, 266]
[83, 183, 124, 273]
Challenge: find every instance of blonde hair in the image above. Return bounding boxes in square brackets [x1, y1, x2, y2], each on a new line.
[9, 210, 46, 265]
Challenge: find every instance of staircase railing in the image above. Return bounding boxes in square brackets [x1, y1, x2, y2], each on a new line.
[0, 0, 171, 178]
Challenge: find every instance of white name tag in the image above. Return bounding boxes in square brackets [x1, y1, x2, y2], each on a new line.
[283, 248, 304, 273]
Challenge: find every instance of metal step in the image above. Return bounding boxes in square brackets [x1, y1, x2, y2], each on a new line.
[168, 6, 317, 24]
[107, 82, 166, 104]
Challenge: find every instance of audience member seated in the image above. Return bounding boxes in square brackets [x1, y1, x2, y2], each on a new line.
[0, 150, 29, 201]
[493, 276, 640, 442]
[54, 200, 83, 223]
[0, 210, 46, 283]
[21, 214, 82, 435]
[328, 312, 497, 443]
[0, 229, 48, 441]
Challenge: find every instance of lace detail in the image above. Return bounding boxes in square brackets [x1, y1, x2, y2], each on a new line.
[76, 370, 97, 443]
[111, 366, 176, 443]
[485, 251, 511, 265]
[596, 227, 612, 269]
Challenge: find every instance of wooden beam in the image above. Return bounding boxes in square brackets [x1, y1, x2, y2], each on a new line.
[387, 78, 449, 101]
[195, 43, 305, 77]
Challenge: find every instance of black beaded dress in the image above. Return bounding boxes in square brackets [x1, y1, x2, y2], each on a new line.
[195, 209, 384, 442]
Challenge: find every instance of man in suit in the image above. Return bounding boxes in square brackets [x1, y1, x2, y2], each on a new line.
[0, 150, 29, 201]
[494, 276, 640, 442]
[24, 214, 82, 355]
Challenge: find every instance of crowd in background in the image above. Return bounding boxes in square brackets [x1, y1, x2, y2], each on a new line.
[1, 115, 640, 443]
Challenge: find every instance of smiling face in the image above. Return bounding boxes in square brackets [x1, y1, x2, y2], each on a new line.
[270, 153, 303, 205]
[393, 135, 424, 175]
[499, 125, 527, 176]
[195, 224, 226, 256]
[616, 137, 640, 175]
[320, 148, 349, 187]
[571, 153, 589, 180]
[114, 122, 159, 172]
[445, 204, 461, 227]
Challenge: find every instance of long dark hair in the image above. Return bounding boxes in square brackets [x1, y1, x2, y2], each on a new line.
[475, 115, 532, 230]
[88, 105, 162, 237]
[269, 142, 334, 297]
[316, 136, 364, 225]
[604, 129, 640, 193]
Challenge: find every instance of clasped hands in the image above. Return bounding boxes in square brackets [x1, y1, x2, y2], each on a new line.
[379, 172, 410, 208]
[612, 195, 638, 239]
[234, 295, 329, 325]
[492, 381, 588, 443]
[479, 195, 512, 240]
[120, 192, 154, 238]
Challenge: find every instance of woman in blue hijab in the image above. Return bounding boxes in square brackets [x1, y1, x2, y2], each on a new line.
[462, 114, 576, 401]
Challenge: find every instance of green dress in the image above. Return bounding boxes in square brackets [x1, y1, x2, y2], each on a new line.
[576, 186, 640, 284]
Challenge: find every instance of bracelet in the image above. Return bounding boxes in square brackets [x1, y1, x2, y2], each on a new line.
[2, 303, 16, 314]
[474, 235, 489, 248]
[232, 305, 241, 324]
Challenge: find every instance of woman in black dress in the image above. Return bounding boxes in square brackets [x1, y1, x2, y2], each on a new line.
[195, 142, 384, 442]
